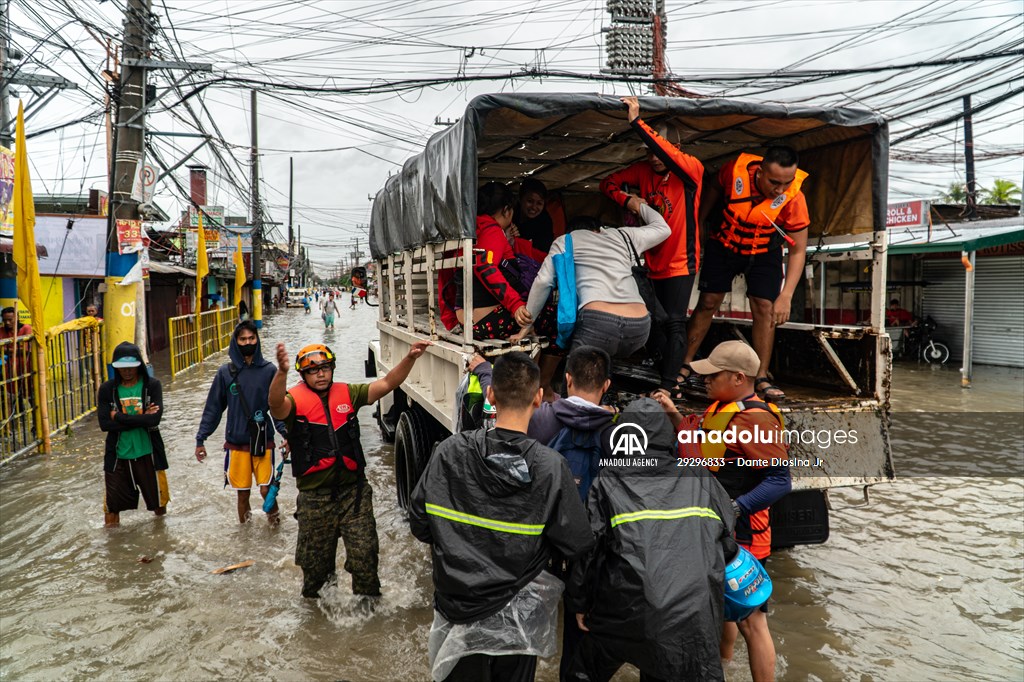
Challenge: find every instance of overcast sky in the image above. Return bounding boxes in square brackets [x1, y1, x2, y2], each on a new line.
[11, 0, 1024, 272]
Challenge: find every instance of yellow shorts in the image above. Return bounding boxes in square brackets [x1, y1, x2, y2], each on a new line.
[224, 448, 274, 490]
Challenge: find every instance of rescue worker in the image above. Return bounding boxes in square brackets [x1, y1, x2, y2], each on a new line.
[194, 321, 285, 525]
[408, 352, 593, 682]
[566, 397, 738, 682]
[681, 146, 810, 403]
[96, 342, 169, 528]
[663, 340, 792, 682]
[600, 96, 704, 399]
[268, 338, 431, 599]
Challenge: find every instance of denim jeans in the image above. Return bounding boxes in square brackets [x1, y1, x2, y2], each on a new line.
[571, 309, 651, 359]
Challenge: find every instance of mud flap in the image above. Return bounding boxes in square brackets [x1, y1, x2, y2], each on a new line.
[770, 489, 830, 550]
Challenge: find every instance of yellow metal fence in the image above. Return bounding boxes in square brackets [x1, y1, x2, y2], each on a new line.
[2, 317, 104, 463]
[169, 306, 238, 377]
[1, 334, 39, 462]
[45, 319, 103, 436]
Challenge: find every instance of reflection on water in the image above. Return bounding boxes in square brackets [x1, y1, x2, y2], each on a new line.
[1, 310, 1021, 681]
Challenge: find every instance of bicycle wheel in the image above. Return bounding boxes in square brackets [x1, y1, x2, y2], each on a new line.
[922, 341, 950, 365]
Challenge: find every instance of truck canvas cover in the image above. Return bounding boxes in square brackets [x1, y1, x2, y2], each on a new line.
[370, 93, 888, 258]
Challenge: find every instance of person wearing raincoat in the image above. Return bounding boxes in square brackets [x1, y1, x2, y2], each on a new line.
[565, 397, 738, 682]
[409, 351, 593, 682]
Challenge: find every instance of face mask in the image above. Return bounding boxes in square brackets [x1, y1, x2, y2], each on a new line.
[238, 343, 258, 357]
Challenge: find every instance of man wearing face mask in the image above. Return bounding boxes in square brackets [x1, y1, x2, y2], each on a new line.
[195, 321, 286, 525]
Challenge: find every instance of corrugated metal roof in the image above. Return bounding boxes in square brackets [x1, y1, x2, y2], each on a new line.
[811, 215, 1023, 256]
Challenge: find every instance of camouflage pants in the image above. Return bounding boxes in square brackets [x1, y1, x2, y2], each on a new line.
[294, 481, 381, 598]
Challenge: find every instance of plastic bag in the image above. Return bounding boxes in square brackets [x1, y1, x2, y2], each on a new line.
[428, 570, 564, 681]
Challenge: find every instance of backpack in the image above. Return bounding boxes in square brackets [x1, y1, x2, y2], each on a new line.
[547, 425, 604, 502]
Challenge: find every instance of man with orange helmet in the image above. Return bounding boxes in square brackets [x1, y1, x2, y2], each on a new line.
[269, 338, 431, 599]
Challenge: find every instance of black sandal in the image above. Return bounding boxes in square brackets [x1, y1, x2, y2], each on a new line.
[755, 377, 786, 403]
[659, 365, 705, 401]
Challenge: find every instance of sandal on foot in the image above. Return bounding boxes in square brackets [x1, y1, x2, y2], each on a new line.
[755, 377, 786, 403]
[660, 365, 705, 401]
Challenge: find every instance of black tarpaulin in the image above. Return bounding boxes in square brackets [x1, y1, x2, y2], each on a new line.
[369, 93, 888, 259]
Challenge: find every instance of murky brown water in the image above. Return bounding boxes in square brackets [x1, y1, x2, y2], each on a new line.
[1, 306, 1022, 681]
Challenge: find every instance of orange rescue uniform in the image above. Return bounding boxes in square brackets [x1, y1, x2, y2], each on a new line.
[716, 153, 810, 256]
[601, 118, 704, 278]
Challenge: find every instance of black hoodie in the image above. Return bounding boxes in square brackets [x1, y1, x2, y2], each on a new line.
[97, 342, 166, 473]
[567, 398, 737, 681]
[408, 426, 594, 624]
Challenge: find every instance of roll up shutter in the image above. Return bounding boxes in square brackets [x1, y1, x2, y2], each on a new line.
[972, 256, 1024, 367]
[922, 260, 965, 363]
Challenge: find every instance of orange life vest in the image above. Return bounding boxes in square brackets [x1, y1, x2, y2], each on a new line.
[702, 397, 784, 559]
[717, 153, 808, 255]
[287, 381, 364, 480]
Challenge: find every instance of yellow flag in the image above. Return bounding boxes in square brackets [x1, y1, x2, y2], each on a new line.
[233, 236, 246, 307]
[195, 209, 208, 312]
[12, 101, 44, 346]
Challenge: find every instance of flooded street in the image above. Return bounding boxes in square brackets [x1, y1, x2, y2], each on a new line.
[1, 306, 1022, 681]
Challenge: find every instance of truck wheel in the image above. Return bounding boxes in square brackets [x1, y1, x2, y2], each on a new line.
[394, 407, 432, 510]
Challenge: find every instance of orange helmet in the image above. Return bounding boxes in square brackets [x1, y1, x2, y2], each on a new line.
[295, 344, 336, 374]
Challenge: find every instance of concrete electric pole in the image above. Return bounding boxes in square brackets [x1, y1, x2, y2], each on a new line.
[103, 0, 152, 371]
[250, 89, 264, 327]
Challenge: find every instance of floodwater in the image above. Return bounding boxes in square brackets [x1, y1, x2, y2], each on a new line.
[1, 305, 1022, 681]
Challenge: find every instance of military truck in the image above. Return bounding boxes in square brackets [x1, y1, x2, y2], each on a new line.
[365, 93, 894, 548]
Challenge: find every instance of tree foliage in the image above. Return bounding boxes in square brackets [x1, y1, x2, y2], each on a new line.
[981, 179, 1022, 205]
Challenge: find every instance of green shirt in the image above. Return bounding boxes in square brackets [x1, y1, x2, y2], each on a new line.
[115, 381, 153, 459]
[284, 382, 370, 491]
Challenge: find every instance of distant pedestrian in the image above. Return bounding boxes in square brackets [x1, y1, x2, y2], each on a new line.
[238, 299, 249, 321]
[303, 296, 311, 315]
[409, 352, 593, 682]
[85, 303, 102, 320]
[195, 321, 285, 525]
[96, 342, 169, 528]
[321, 294, 340, 330]
[268, 339, 430, 599]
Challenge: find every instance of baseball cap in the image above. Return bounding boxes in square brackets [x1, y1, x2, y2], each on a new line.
[111, 356, 142, 368]
[690, 341, 760, 377]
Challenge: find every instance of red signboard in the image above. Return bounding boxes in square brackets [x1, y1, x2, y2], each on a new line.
[116, 218, 144, 254]
[887, 200, 930, 228]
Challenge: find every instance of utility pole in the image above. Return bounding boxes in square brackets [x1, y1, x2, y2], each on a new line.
[104, 0, 152, 371]
[963, 95, 978, 220]
[288, 156, 294, 288]
[250, 90, 263, 327]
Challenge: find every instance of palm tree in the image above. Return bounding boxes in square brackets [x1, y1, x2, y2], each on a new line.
[981, 179, 1022, 205]
[941, 182, 967, 203]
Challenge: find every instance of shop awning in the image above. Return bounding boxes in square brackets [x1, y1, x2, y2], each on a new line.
[809, 216, 1023, 258]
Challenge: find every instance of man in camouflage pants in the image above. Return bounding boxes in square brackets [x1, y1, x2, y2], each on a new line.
[269, 340, 430, 599]
[294, 483, 380, 597]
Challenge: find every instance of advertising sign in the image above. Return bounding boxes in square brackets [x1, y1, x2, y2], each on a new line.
[0, 146, 13, 237]
[886, 200, 930, 228]
[116, 218, 145, 254]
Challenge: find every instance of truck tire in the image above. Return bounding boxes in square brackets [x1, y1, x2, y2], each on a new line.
[394, 406, 432, 510]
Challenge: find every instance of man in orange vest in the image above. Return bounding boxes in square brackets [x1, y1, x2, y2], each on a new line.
[658, 340, 791, 682]
[682, 146, 810, 403]
[268, 338, 431, 599]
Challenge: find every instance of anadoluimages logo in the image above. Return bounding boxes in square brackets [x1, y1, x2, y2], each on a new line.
[609, 422, 648, 457]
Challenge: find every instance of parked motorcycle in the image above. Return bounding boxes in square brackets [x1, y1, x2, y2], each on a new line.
[900, 316, 951, 365]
